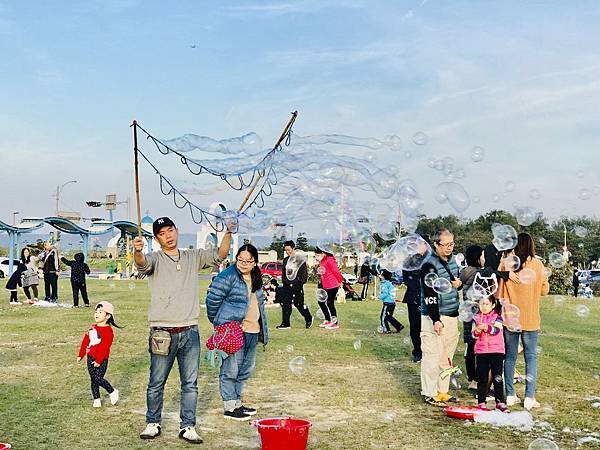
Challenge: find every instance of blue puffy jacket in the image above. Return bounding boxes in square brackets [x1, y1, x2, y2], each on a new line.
[206, 265, 269, 345]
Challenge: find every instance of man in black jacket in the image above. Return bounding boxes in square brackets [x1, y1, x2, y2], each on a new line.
[42, 242, 60, 302]
[402, 269, 422, 362]
[276, 240, 313, 329]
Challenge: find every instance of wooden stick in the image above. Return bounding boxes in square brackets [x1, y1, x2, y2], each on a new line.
[132, 120, 142, 237]
[238, 111, 298, 211]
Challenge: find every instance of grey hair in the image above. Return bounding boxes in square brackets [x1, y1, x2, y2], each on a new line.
[433, 229, 454, 243]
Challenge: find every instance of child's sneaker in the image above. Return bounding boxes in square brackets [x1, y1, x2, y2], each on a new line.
[109, 389, 119, 405]
[496, 402, 510, 413]
[524, 397, 540, 410]
[318, 321, 331, 328]
[477, 403, 490, 411]
[93, 399, 101, 408]
[506, 395, 521, 406]
[326, 322, 339, 329]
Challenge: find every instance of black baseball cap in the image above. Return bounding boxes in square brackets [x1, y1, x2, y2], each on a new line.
[153, 217, 176, 235]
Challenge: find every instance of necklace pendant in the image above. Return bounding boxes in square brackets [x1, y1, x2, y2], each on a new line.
[176, 264, 181, 271]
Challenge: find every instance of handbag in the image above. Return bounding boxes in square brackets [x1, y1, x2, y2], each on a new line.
[205, 321, 245, 368]
[358, 276, 368, 284]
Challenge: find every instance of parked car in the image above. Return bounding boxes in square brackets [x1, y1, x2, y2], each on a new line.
[260, 262, 283, 280]
[0, 258, 21, 278]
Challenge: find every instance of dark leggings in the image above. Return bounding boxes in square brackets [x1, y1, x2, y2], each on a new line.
[476, 353, 505, 404]
[87, 356, 114, 399]
[9, 290, 18, 302]
[360, 282, 369, 299]
[24, 285, 39, 300]
[318, 287, 338, 322]
[465, 341, 476, 381]
[380, 303, 403, 332]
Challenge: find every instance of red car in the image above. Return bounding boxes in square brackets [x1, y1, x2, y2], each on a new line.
[260, 262, 283, 280]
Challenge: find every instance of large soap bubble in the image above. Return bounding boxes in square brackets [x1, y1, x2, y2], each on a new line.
[379, 234, 432, 272]
[528, 438, 559, 450]
[492, 224, 518, 251]
[470, 146, 485, 162]
[288, 356, 306, 376]
[519, 268, 537, 284]
[504, 255, 521, 271]
[514, 206, 540, 227]
[434, 182, 471, 213]
[459, 300, 479, 322]
[432, 277, 452, 294]
[501, 300, 522, 332]
[548, 252, 566, 269]
[424, 272, 438, 288]
[316, 289, 328, 302]
[413, 131, 428, 145]
[576, 304, 590, 318]
[574, 226, 589, 238]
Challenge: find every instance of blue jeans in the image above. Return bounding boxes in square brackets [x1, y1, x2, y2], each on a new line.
[219, 332, 259, 412]
[146, 326, 200, 428]
[504, 329, 539, 399]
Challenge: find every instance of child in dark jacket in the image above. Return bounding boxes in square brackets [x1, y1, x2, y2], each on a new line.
[61, 253, 91, 307]
[5, 262, 27, 304]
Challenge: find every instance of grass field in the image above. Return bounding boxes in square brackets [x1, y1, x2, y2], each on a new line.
[1, 278, 599, 449]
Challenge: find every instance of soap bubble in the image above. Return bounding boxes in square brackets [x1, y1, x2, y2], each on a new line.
[505, 181, 516, 192]
[553, 295, 565, 306]
[379, 234, 432, 272]
[434, 182, 471, 213]
[459, 300, 479, 322]
[383, 411, 396, 423]
[492, 223, 518, 251]
[529, 189, 541, 200]
[528, 438, 559, 450]
[502, 301, 522, 332]
[316, 289, 328, 302]
[576, 170, 585, 178]
[574, 226, 589, 238]
[548, 252, 566, 269]
[353, 339, 362, 350]
[520, 268, 537, 284]
[472, 196, 480, 204]
[424, 272, 438, 288]
[539, 237, 546, 245]
[514, 206, 540, 226]
[578, 243, 584, 249]
[316, 309, 325, 320]
[288, 356, 306, 376]
[218, 209, 239, 233]
[504, 255, 521, 271]
[433, 277, 453, 294]
[128, 282, 136, 290]
[108, 282, 116, 289]
[576, 304, 590, 318]
[385, 135, 402, 151]
[286, 344, 294, 353]
[413, 132, 428, 145]
[578, 188, 591, 200]
[455, 253, 465, 266]
[470, 146, 485, 162]
[543, 267, 552, 278]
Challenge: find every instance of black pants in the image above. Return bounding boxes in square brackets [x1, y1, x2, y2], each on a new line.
[574, 285, 579, 297]
[9, 290, 18, 302]
[24, 285, 39, 300]
[360, 282, 369, 299]
[72, 280, 89, 306]
[380, 303, 403, 332]
[87, 357, 114, 400]
[476, 353, 505, 404]
[465, 341, 476, 382]
[407, 303, 422, 358]
[281, 285, 312, 326]
[318, 287, 338, 322]
[44, 272, 58, 301]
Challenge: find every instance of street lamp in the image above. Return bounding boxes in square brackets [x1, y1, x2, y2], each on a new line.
[55, 180, 77, 215]
[12, 211, 19, 225]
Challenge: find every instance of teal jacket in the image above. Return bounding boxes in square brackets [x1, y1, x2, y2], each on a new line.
[420, 253, 461, 322]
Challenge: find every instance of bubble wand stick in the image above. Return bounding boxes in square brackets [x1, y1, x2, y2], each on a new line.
[132, 120, 142, 237]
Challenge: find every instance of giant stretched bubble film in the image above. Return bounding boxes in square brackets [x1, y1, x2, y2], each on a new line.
[379, 234, 432, 272]
[492, 223, 518, 251]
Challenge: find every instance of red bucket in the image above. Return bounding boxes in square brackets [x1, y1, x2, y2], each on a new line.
[253, 417, 312, 450]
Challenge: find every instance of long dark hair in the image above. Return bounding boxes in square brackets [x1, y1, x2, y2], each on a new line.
[465, 245, 484, 267]
[95, 303, 121, 328]
[514, 233, 535, 272]
[236, 244, 263, 293]
[20, 248, 31, 264]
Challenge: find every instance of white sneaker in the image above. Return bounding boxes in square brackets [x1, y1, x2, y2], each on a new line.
[179, 426, 203, 444]
[524, 397, 540, 410]
[506, 395, 521, 406]
[109, 389, 119, 405]
[92, 399, 101, 408]
[140, 423, 161, 440]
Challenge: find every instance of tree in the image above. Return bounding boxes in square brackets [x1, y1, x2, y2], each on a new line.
[269, 235, 285, 260]
[296, 232, 309, 251]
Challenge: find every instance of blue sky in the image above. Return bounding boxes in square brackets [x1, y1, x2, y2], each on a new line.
[2, 1, 600, 234]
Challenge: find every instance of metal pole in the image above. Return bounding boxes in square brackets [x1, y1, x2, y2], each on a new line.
[55, 185, 59, 215]
[8, 232, 15, 276]
[132, 120, 142, 237]
[82, 234, 89, 262]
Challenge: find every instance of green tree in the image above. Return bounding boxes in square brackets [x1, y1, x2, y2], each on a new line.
[296, 232, 309, 251]
[269, 235, 285, 260]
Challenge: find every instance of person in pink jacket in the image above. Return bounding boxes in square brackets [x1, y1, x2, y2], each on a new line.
[315, 247, 344, 329]
[471, 295, 508, 412]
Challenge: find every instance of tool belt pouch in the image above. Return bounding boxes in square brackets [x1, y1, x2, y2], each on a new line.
[150, 329, 172, 356]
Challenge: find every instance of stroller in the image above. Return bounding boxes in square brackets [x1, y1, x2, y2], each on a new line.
[342, 281, 362, 301]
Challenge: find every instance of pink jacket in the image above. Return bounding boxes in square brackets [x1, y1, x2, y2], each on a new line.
[472, 310, 505, 354]
[319, 255, 344, 289]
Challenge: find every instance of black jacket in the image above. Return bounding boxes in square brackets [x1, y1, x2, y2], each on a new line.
[5, 263, 27, 290]
[282, 255, 308, 287]
[61, 253, 90, 284]
[483, 244, 510, 281]
[402, 270, 421, 305]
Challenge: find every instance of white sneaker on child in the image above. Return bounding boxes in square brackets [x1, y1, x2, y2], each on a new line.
[109, 389, 119, 405]
[506, 395, 521, 406]
[93, 399, 101, 408]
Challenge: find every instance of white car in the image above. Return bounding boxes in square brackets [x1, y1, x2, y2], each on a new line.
[342, 272, 358, 284]
[0, 258, 21, 278]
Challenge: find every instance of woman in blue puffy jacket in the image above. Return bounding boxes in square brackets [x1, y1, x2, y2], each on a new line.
[206, 244, 269, 421]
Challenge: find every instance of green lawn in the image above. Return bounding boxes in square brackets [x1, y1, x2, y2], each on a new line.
[0, 279, 598, 449]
